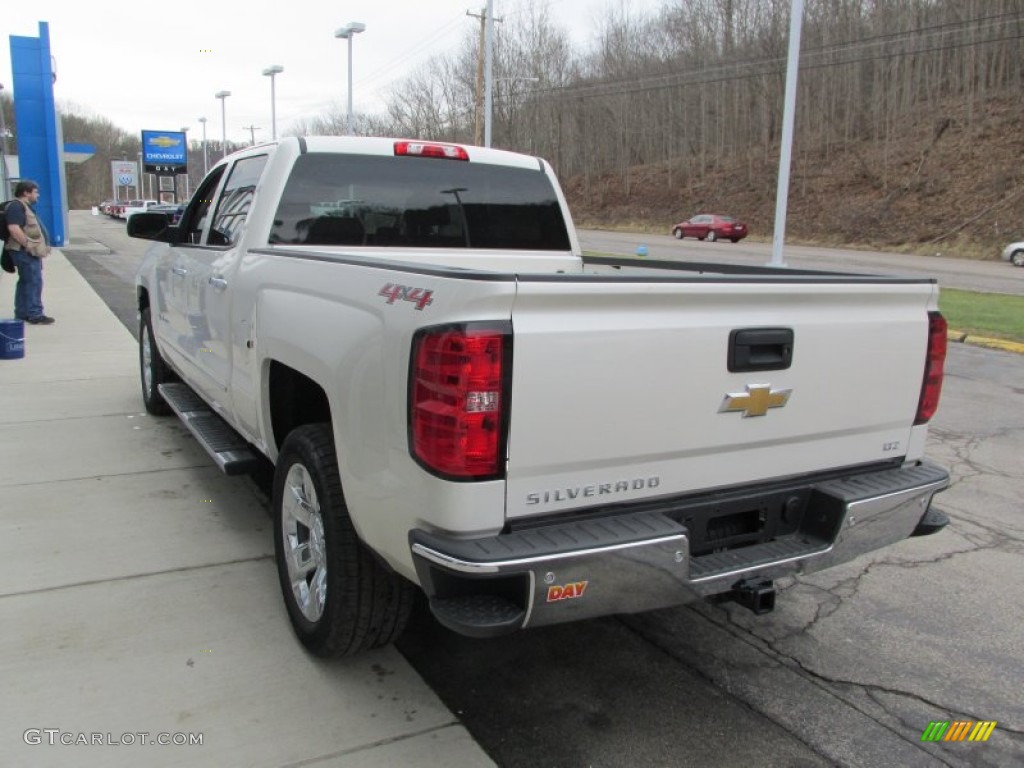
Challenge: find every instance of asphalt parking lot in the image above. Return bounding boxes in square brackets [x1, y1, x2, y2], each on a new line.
[2, 212, 1021, 767]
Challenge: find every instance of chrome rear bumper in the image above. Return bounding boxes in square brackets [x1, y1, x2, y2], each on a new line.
[410, 460, 950, 638]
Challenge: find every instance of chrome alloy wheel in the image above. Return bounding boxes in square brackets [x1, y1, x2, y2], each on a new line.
[281, 463, 328, 623]
[141, 328, 154, 394]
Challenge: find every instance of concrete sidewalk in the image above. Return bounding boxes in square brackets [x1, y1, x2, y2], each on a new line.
[0, 252, 493, 767]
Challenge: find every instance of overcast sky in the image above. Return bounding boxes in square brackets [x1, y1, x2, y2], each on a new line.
[2, 0, 666, 145]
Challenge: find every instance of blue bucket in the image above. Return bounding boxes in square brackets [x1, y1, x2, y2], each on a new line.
[0, 319, 25, 360]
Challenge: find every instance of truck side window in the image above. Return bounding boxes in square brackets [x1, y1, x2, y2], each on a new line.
[180, 166, 227, 245]
[210, 155, 269, 246]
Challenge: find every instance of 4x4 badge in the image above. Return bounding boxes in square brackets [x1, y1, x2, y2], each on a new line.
[719, 384, 791, 417]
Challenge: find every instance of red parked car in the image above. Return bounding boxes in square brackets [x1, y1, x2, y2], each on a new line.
[672, 213, 748, 243]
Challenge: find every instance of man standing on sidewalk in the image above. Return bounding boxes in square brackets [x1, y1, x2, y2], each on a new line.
[3, 179, 54, 324]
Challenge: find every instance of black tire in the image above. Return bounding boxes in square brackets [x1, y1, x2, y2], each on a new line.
[273, 423, 415, 657]
[139, 307, 174, 415]
[673, 228, 683, 239]
[707, 229, 718, 242]
[730, 237, 740, 243]
[1012, 250, 1024, 267]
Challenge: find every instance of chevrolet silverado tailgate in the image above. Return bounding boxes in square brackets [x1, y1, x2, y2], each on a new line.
[504, 271, 938, 520]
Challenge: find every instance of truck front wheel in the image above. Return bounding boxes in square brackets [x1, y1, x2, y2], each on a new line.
[273, 423, 414, 657]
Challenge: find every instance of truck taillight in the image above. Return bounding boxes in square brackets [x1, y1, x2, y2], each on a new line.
[394, 141, 470, 161]
[410, 323, 511, 480]
[914, 311, 947, 425]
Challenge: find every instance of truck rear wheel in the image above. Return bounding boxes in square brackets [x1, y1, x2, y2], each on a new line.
[139, 307, 174, 415]
[273, 423, 414, 657]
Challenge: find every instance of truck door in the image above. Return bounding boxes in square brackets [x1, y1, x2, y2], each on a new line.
[154, 165, 227, 383]
[184, 154, 268, 412]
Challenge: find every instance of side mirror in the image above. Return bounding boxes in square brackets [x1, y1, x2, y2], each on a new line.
[127, 211, 176, 243]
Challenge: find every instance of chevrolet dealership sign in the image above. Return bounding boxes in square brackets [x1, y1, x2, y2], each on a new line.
[141, 130, 188, 174]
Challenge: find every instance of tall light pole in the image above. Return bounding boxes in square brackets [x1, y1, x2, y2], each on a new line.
[137, 150, 145, 199]
[198, 116, 209, 175]
[179, 126, 190, 200]
[770, 0, 805, 268]
[215, 90, 231, 160]
[262, 64, 284, 140]
[334, 22, 366, 136]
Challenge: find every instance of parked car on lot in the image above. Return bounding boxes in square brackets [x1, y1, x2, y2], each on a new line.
[120, 199, 159, 221]
[672, 214, 748, 243]
[1002, 241, 1024, 266]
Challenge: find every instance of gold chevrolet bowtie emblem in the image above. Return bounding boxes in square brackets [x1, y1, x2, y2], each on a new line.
[719, 384, 792, 417]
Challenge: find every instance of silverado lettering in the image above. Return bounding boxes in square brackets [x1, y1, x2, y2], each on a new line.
[526, 477, 661, 505]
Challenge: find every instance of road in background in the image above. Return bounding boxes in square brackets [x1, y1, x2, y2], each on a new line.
[578, 229, 1024, 296]
[61, 211, 1024, 766]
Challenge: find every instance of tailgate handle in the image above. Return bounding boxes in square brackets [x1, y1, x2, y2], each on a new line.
[728, 328, 794, 372]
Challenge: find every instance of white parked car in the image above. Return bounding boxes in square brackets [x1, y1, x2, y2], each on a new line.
[1001, 241, 1024, 267]
[121, 199, 159, 221]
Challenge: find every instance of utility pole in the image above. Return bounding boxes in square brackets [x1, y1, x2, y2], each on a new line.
[242, 125, 261, 145]
[467, 5, 502, 147]
[467, 8, 486, 146]
[483, 0, 496, 147]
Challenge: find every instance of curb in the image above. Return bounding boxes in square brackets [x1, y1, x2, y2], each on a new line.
[947, 329, 1024, 355]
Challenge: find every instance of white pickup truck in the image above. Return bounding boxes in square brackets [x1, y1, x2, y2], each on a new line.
[120, 199, 160, 221]
[129, 136, 951, 657]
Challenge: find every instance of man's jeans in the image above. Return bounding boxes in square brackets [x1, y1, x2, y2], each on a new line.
[13, 250, 44, 320]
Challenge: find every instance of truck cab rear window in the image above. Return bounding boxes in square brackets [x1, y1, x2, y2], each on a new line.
[269, 153, 571, 251]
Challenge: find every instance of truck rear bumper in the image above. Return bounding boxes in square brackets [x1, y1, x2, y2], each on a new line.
[409, 460, 950, 638]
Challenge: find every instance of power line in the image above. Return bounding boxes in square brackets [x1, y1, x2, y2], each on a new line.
[356, 15, 466, 91]
[530, 17, 1024, 103]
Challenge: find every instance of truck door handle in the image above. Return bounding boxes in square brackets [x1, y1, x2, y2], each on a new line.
[728, 328, 794, 372]
[171, 266, 188, 277]
[208, 276, 228, 291]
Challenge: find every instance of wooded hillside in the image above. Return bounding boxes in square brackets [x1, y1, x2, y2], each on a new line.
[9, 0, 1021, 257]
[359, 0, 1024, 256]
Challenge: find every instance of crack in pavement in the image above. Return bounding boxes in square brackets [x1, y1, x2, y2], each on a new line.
[747, 539, 1007, 645]
[930, 426, 1024, 483]
[624, 606, 964, 768]
[696, 603, 1024, 765]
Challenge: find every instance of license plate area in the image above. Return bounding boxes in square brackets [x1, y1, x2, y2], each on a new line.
[671, 488, 813, 557]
